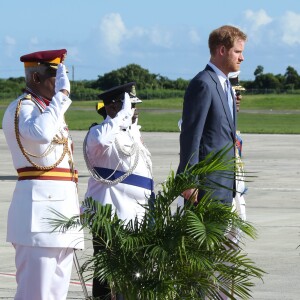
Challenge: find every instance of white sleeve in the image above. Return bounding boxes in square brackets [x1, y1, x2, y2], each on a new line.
[87, 117, 121, 153]
[18, 92, 71, 143]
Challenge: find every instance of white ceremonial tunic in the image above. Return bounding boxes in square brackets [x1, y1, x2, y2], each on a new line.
[2, 91, 84, 249]
[84, 114, 153, 222]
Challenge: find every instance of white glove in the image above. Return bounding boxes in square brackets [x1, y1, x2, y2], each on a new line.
[118, 92, 133, 129]
[55, 63, 70, 95]
[122, 92, 132, 114]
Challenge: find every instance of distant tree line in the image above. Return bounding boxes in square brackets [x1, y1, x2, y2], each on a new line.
[242, 65, 300, 93]
[1, 64, 300, 101]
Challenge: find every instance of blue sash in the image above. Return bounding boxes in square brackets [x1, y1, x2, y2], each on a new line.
[94, 167, 154, 191]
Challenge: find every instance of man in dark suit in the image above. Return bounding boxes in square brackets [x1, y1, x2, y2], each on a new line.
[177, 25, 247, 205]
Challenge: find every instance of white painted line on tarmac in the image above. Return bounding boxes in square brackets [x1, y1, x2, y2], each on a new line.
[0, 272, 15, 278]
[249, 187, 300, 191]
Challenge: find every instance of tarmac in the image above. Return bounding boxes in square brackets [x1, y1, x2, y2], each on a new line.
[0, 129, 300, 299]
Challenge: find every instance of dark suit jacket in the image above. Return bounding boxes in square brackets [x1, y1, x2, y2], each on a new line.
[177, 65, 236, 204]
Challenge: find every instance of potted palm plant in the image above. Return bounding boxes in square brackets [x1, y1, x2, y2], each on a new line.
[49, 146, 264, 299]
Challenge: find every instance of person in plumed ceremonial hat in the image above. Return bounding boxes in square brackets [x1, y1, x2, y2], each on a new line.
[83, 82, 153, 299]
[2, 49, 84, 299]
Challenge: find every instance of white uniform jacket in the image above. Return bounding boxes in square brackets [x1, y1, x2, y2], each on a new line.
[84, 114, 153, 222]
[2, 92, 84, 249]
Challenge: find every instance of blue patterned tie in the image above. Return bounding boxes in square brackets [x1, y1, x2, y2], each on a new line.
[226, 79, 233, 119]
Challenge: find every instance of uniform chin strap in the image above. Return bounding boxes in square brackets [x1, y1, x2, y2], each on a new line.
[83, 128, 140, 185]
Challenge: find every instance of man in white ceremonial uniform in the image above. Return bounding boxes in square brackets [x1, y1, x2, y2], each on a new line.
[83, 82, 153, 299]
[2, 49, 84, 300]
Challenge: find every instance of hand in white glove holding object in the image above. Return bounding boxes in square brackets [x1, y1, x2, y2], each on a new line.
[55, 63, 70, 95]
[118, 92, 133, 129]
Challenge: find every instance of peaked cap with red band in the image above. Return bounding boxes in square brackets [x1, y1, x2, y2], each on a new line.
[20, 49, 67, 69]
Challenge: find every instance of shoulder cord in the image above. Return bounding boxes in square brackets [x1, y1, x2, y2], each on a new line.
[83, 129, 140, 185]
[14, 98, 71, 171]
[139, 145, 153, 179]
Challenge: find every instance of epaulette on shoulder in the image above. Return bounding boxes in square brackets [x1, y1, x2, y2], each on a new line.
[24, 93, 31, 99]
[19, 93, 32, 101]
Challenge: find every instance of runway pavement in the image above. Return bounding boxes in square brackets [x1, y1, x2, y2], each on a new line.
[0, 130, 300, 299]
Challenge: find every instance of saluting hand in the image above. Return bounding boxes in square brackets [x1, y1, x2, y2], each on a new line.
[119, 92, 133, 129]
[122, 92, 132, 114]
[55, 63, 70, 96]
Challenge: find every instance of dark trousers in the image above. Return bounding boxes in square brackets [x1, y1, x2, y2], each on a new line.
[92, 235, 111, 299]
[92, 235, 125, 300]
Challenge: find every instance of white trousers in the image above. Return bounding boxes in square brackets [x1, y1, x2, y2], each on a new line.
[14, 244, 74, 300]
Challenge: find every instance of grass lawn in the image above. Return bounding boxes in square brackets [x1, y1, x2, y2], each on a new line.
[63, 109, 300, 133]
[1, 94, 300, 133]
[237, 113, 300, 134]
[240, 94, 300, 110]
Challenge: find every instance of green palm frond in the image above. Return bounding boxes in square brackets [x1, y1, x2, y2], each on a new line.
[48, 145, 264, 299]
[45, 208, 82, 233]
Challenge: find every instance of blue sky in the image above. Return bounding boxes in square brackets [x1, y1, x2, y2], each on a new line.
[1, 0, 300, 81]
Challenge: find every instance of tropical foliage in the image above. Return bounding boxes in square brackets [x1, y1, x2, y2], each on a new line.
[243, 65, 300, 92]
[1, 63, 300, 102]
[49, 147, 264, 300]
